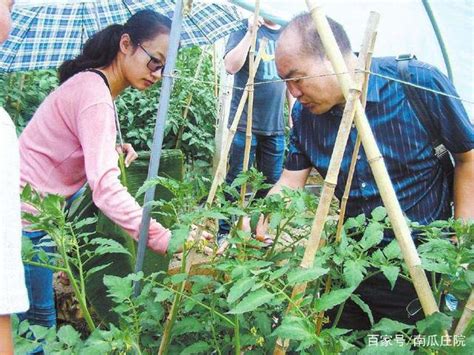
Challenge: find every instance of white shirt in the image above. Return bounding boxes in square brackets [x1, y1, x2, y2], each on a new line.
[0, 107, 29, 314]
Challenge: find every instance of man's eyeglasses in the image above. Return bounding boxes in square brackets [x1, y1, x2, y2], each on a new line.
[138, 44, 165, 74]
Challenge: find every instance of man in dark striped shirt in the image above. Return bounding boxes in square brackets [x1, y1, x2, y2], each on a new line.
[269, 14, 474, 330]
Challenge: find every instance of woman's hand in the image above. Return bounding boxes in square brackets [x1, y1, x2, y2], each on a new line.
[116, 143, 138, 167]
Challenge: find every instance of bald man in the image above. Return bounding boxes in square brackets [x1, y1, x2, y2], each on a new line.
[270, 13, 473, 330]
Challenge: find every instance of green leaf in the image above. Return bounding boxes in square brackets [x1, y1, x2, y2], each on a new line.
[381, 265, 400, 290]
[227, 277, 256, 304]
[350, 294, 374, 326]
[172, 318, 204, 336]
[103, 275, 133, 303]
[315, 287, 356, 312]
[170, 273, 188, 284]
[420, 258, 452, 274]
[372, 318, 414, 335]
[271, 316, 315, 341]
[383, 240, 401, 260]
[343, 260, 365, 287]
[254, 312, 272, 336]
[269, 264, 290, 281]
[85, 263, 113, 280]
[269, 212, 283, 230]
[250, 211, 261, 232]
[416, 312, 452, 335]
[154, 289, 173, 302]
[57, 325, 81, 347]
[226, 207, 247, 216]
[360, 223, 384, 250]
[228, 289, 274, 314]
[371, 207, 387, 222]
[89, 238, 131, 256]
[287, 266, 329, 286]
[168, 226, 189, 254]
[180, 341, 210, 354]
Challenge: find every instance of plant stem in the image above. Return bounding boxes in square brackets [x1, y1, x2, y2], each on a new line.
[118, 153, 128, 187]
[263, 281, 306, 319]
[57, 232, 96, 332]
[158, 253, 188, 355]
[156, 282, 235, 326]
[23, 260, 67, 273]
[331, 301, 346, 329]
[234, 314, 241, 355]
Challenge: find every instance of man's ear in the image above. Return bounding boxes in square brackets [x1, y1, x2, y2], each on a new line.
[119, 33, 133, 54]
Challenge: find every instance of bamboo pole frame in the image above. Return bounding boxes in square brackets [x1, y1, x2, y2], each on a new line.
[315, 14, 379, 334]
[335, 19, 377, 243]
[206, 38, 268, 206]
[240, 0, 261, 206]
[305, 0, 439, 319]
[454, 289, 474, 336]
[273, 13, 380, 354]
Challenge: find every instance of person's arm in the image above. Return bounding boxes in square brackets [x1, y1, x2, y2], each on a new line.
[77, 103, 170, 254]
[255, 168, 311, 236]
[266, 168, 311, 196]
[224, 17, 263, 74]
[0, 315, 13, 355]
[453, 150, 474, 221]
[286, 90, 296, 128]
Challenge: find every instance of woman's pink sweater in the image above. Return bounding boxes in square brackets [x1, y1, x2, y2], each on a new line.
[19, 72, 170, 254]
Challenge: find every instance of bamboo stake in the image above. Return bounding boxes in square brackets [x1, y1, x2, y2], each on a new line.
[240, 0, 261, 207]
[213, 40, 232, 177]
[305, 0, 439, 319]
[454, 289, 474, 336]
[334, 33, 375, 242]
[206, 38, 268, 206]
[315, 14, 379, 334]
[175, 47, 208, 149]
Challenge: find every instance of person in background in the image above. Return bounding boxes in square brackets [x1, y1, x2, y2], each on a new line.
[266, 13, 473, 330]
[18, 9, 173, 340]
[218, 16, 295, 243]
[0, 0, 30, 354]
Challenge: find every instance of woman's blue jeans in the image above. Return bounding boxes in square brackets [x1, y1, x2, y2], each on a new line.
[18, 231, 56, 353]
[218, 131, 285, 235]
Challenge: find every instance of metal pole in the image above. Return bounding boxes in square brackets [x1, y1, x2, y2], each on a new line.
[422, 0, 453, 81]
[133, 0, 185, 296]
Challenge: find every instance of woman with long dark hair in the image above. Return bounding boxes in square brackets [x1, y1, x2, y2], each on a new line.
[18, 9, 172, 332]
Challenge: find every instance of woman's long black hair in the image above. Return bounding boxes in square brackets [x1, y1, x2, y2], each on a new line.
[58, 10, 171, 84]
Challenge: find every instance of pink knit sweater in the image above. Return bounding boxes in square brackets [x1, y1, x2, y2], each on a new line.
[19, 71, 170, 254]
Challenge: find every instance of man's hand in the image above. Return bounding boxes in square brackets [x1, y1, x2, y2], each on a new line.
[116, 143, 138, 167]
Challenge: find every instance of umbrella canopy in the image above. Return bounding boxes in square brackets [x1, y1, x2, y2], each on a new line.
[0, 0, 244, 72]
[232, 0, 473, 117]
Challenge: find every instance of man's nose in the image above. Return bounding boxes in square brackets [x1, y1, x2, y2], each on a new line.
[287, 81, 302, 98]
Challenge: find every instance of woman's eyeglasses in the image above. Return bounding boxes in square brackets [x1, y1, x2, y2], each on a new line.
[138, 44, 165, 74]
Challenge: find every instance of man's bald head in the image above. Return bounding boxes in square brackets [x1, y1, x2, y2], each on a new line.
[278, 13, 352, 60]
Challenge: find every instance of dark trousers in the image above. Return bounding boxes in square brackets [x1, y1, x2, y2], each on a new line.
[218, 131, 285, 235]
[326, 271, 434, 330]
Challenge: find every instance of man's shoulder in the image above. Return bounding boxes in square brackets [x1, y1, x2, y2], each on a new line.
[372, 56, 442, 78]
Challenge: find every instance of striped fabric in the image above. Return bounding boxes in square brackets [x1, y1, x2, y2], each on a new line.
[0, 0, 244, 72]
[286, 57, 473, 234]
